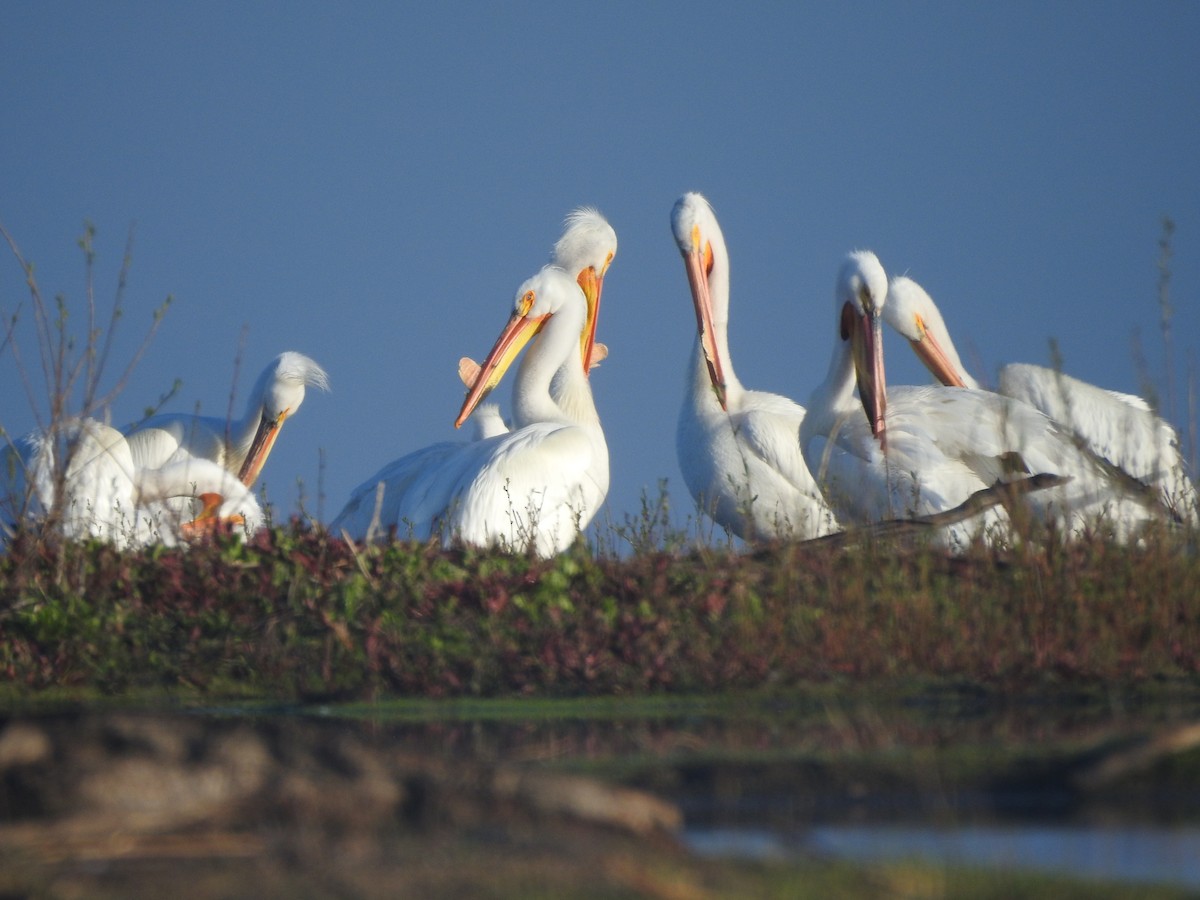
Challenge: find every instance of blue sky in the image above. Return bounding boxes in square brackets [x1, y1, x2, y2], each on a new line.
[2, 2, 1197, 543]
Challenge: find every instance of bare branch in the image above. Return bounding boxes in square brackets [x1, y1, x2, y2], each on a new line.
[85, 224, 135, 412]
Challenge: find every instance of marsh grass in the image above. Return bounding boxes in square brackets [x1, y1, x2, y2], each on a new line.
[0, 517, 1196, 700]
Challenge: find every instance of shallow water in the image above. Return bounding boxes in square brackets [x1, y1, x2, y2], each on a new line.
[305, 691, 1200, 890]
[189, 693, 1200, 889]
[686, 824, 1200, 889]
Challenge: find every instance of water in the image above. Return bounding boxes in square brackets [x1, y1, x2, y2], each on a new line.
[246, 695, 1200, 889]
[686, 823, 1200, 889]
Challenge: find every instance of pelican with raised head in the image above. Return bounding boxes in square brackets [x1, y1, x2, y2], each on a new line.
[458, 207, 616, 439]
[332, 265, 608, 557]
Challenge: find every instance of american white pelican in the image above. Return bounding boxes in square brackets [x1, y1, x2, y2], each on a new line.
[4, 418, 262, 547]
[552, 206, 617, 377]
[801, 252, 1165, 547]
[884, 275, 1198, 524]
[670, 192, 836, 540]
[458, 207, 616, 437]
[122, 352, 329, 487]
[331, 265, 608, 556]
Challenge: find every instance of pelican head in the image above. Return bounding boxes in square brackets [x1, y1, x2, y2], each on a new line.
[238, 352, 330, 486]
[671, 191, 728, 410]
[179, 486, 264, 540]
[456, 266, 583, 429]
[836, 251, 889, 446]
[552, 207, 617, 375]
[884, 276, 969, 388]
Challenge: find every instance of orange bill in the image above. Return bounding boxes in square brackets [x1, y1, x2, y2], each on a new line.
[909, 314, 967, 388]
[237, 409, 288, 486]
[844, 300, 888, 451]
[681, 225, 726, 410]
[575, 250, 613, 377]
[455, 289, 549, 428]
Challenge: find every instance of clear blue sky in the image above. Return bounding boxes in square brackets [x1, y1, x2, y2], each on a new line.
[3, 2, 1197, 542]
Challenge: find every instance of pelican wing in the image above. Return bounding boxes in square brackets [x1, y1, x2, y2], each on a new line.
[998, 363, 1196, 518]
[123, 415, 230, 471]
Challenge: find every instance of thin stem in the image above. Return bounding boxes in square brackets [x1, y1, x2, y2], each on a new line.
[1157, 216, 1176, 426]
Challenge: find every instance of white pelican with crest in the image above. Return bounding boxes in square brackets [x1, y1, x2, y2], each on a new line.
[884, 275, 1197, 524]
[332, 265, 608, 556]
[122, 351, 329, 488]
[671, 192, 835, 540]
[800, 251, 1165, 546]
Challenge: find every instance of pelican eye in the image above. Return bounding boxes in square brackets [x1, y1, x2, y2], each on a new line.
[913, 313, 928, 339]
[857, 283, 877, 314]
[703, 242, 714, 276]
[518, 290, 535, 316]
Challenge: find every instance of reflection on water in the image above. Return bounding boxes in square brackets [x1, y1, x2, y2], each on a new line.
[686, 824, 1200, 889]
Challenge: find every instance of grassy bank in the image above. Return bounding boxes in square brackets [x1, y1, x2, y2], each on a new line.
[2, 522, 1197, 701]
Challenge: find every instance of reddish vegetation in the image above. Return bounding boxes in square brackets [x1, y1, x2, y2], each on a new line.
[1, 525, 1197, 699]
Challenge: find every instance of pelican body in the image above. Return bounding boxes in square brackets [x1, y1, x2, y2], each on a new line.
[4, 418, 262, 547]
[671, 192, 835, 540]
[332, 266, 608, 557]
[884, 275, 1197, 524]
[123, 351, 329, 487]
[801, 252, 1165, 547]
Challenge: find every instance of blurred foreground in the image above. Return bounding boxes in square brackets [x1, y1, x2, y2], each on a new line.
[2, 695, 1199, 899]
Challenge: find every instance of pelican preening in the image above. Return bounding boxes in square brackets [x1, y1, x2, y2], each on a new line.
[801, 251, 1183, 546]
[332, 264, 609, 556]
[671, 192, 836, 540]
[884, 275, 1198, 524]
[122, 352, 330, 487]
[3, 418, 262, 547]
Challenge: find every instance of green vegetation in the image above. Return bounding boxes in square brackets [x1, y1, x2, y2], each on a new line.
[2, 520, 1197, 701]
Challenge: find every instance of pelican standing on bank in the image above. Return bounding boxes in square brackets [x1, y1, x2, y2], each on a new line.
[123, 351, 329, 487]
[332, 266, 608, 556]
[800, 251, 1164, 546]
[671, 192, 835, 540]
[884, 275, 1197, 524]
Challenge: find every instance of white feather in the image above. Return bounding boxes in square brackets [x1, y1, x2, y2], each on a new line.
[671, 192, 836, 540]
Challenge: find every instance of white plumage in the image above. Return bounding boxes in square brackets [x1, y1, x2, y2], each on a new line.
[458, 207, 616, 439]
[4, 418, 262, 547]
[885, 275, 1197, 525]
[122, 351, 329, 487]
[671, 192, 836, 540]
[801, 252, 1166, 547]
[332, 266, 608, 556]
